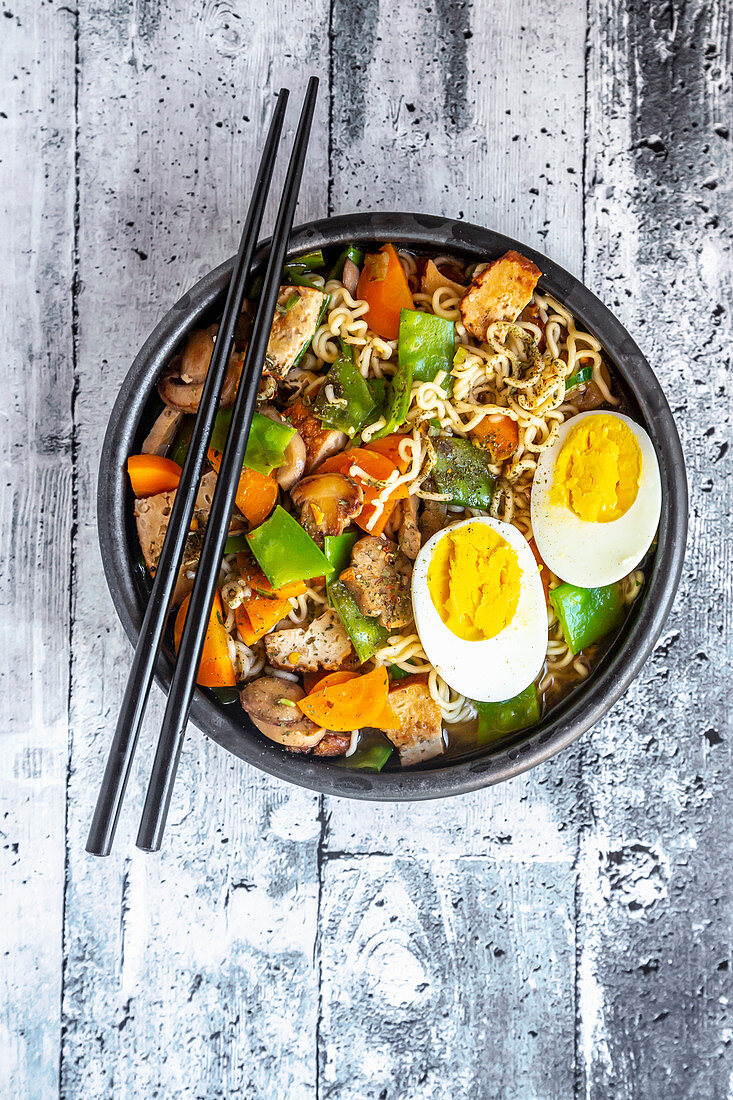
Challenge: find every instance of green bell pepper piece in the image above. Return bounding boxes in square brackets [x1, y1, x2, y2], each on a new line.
[314, 345, 378, 437]
[475, 683, 541, 743]
[339, 733, 393, 771]
[329, 243, 365, 280]
[323, 532, 358, 584]
[210, 409, 295, 475]
[168, 415, 194, 466]
[247, 506, 329, 589]
[430, 437, 495, 508]
[399, 308, 454, 386]
[328, 580, 389, 663]
[365, 376, 388, 412]
[550, 582, 625, 654]
[223, 532, 250, 555]
[565, 365, 593, 390]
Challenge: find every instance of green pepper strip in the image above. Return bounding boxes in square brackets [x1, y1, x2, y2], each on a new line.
[329, 243, 365, 280]
[399, 308, 454, 387]
[430, 437, 495, 508]
[549, 582, 624, 654]
[210, 409, 294, 475]
[338, 734, 393, 771]
[168, 415, 194, 466]
[286, 272, 324, 290]
[475, 683, 541, 743]
[223, 532, 250, 555]
[328, 580, 389, 663]
[323, 532, 358, 584]
[247, 506, 329, 589]
[565, 365, 593, 390]
[314, 345, 378, 437]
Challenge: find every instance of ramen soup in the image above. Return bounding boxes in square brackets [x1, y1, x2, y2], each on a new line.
[128, 243, 661, 771]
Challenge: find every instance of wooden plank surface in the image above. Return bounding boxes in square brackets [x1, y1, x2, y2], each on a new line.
[1, 0, 729, 1096]
[0, 4, 75, 1097]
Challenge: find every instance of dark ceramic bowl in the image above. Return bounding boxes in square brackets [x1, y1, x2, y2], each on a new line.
[98, 213, 687, 800]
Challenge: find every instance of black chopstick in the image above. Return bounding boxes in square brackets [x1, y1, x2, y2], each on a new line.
[85, 90, 290, 857]
[136, 76, 320, 853]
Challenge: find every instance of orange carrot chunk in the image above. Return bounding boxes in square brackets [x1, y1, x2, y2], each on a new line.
[470, 414, 519, 463]
[208, 447, 278, 526]
[127, 454, 181, 497]
[298, 666, 399, 731]
[356, 243, 414, 341]
[174, 590, 236, 688]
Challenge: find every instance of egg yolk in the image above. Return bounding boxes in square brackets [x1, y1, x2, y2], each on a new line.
[427, 523, 520, 642]
[551, 414, 642, 523]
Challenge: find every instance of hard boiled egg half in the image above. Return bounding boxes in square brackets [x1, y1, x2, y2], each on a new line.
[412, 516, 547, 703]
[531, 411, 661, 588]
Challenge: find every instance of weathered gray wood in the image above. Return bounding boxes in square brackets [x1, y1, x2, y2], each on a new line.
[578, 1, 732, 1096]
[0, 3, 75, 1097]
[59, 3, 328, 1097]
[1, 0, 730, 1096]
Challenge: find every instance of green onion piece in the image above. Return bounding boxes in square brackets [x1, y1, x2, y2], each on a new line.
[475, 683, 541, 743]
[223, 532, 250, 555]
[324, 532, 358, 584]
[286, 248, 325, 271]
[284, 292, 300, 311]
[388, 664, 411, 682]
[566, 365, 594, 390]
[339, 735, 393, 771]
[430, 437, 495, 508]
[398, 308, 455, 386]
[168, 416, 194, 466]
[286, 273, 323, 290]
[210, 409, 295, 475]
[247, 506, 329, 589]
[328, 580, 389, 663]
[329, 243, 365, 280]
[549, 582, 624, 654]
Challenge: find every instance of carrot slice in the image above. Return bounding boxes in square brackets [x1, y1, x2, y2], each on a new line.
[356, 243, 414, 340]
[470, 414, 519, 463]
[365, 433, 411, 474]
[208, 447, 278, 526]
[174, 590, 236, 688]
[232, 556, 306, 644]
[127, 454, 181, 497]
[298, 666, 399, 731]
[309, 671, 360, 693]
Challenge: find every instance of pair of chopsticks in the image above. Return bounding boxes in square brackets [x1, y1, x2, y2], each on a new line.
[87, 78, 319, 856]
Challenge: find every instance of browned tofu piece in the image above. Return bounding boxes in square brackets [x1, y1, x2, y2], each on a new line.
[287, 399, 348, 473]
[265, 286, 328, 378]
[386, 679, 444, 766]
[460, 250, 541, 341]
[264, 609, 356, 673]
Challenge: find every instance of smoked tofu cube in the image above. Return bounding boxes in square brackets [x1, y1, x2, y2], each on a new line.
[386, 680, 444, 766]
[460, 250, 541, 341]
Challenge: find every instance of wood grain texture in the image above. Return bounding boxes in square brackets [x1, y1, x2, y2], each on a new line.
[0, 3, 76, 1096]
[1, 0, 730, 1096]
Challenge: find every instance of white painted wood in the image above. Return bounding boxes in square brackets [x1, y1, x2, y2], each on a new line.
[0, 4, 75, 1097]
[59, 3, 328, 1097]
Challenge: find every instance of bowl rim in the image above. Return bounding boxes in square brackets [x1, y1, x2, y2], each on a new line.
[97, 211, 688, 801]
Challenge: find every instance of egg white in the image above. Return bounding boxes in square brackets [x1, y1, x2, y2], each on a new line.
[531, 411, 661, 589]
[411, 516, 547, 704]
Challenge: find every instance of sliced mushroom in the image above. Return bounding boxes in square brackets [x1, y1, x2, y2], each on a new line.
[340, 537, 413, 629]
[290, 473, 362, 545]
[419, 498, 448, 546]
[342, 257, 360, 296]
[419, 258, 466, 299]
[141, 407, 183, 456]
[240, 676, 327, 751]
[158, 325, 244, 413]
[313, 732, 352, 757]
